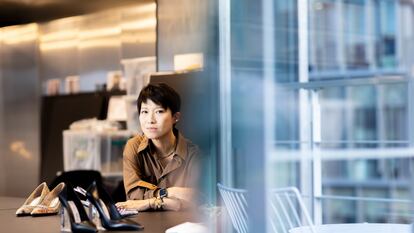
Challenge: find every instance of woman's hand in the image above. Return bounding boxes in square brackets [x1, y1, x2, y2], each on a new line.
[116, 199, 151, 211]
[116, 187, 197, 212]
[116, 197, 182, 211]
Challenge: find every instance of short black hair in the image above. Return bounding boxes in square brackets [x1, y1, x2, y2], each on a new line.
[137, 83, 181, 115]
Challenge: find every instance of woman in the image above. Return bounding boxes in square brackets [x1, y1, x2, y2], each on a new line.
[116, 83, 200, 211]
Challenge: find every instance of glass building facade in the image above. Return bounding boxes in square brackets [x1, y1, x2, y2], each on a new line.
[219, 0, 414, 231]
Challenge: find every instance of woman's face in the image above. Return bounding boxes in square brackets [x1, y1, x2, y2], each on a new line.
[139, 99, 178, 140]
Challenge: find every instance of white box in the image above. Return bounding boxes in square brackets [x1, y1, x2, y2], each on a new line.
[63, 130, 133, 176]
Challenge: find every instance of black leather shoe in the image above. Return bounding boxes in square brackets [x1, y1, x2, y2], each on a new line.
[86, 181, 144, 231]
[59, 184, 97, 233]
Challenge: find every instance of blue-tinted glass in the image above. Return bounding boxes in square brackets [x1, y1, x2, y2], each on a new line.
[224, 0, 412, 230]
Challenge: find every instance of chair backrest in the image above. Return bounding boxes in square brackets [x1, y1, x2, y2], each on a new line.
[269, 187, 315, 233]
[217, 183, 248, 233]
[50, 170, 103, 190]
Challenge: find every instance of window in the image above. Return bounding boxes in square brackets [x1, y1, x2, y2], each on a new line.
[219, 0, 414, 231]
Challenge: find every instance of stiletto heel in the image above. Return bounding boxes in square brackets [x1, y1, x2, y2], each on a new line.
[86, 181, 144, 231]
[59, 184, 97, 233]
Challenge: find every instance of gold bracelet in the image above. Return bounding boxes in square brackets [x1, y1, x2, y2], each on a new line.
[155, 197, 164, 210]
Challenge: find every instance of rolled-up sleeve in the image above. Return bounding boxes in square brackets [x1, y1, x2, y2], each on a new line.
[123, 138, 157, 200]
[123, 139, 142, 200]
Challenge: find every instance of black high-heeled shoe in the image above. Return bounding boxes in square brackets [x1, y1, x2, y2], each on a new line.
[59, 184, 97, 233]
[86, 181, 144, 231]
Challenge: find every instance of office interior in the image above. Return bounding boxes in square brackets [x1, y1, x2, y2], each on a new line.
[1, 0, 414, 232]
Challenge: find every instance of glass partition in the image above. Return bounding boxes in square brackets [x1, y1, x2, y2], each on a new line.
[219, 0, 414, 232]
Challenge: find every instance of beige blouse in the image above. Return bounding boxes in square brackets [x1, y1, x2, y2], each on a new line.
[123, 131, 200, 200]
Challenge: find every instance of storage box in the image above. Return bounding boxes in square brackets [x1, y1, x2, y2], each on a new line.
[63, 130, 133, 176]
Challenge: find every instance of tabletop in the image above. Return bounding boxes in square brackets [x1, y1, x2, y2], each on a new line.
[0, 196, 203, 233]
[289, 223, 412, 233]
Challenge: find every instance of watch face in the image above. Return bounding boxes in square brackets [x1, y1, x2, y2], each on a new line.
[159, 188, 168, 198]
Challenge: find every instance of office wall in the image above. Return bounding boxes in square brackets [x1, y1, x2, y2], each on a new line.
[0, 41, 5, 195]
[0, 24, 41, 196]
[0, 1, 156, 197]
[157, 0, 217, 71]
[39, 1, 156, 91]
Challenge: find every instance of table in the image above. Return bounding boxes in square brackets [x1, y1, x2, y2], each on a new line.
[0, 196, 202, 233]
[0, 197, 24, 210]
[289, 223, 412, 233]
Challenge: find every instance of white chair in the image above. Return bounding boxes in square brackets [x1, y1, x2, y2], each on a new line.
[217, 183, 248, 233]
[269, 187, 315, 233]
[218, 184, 314, 233]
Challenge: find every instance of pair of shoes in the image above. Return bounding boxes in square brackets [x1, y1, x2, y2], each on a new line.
[16, 182, 65, 217]
[59, 182, 143, 233]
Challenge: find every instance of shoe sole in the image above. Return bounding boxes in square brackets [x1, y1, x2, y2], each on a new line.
[16, 213, 31, 217]
[31, 212, 58, 217]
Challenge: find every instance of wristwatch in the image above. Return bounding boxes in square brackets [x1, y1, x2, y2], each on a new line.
[158, 188, 168, 199]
